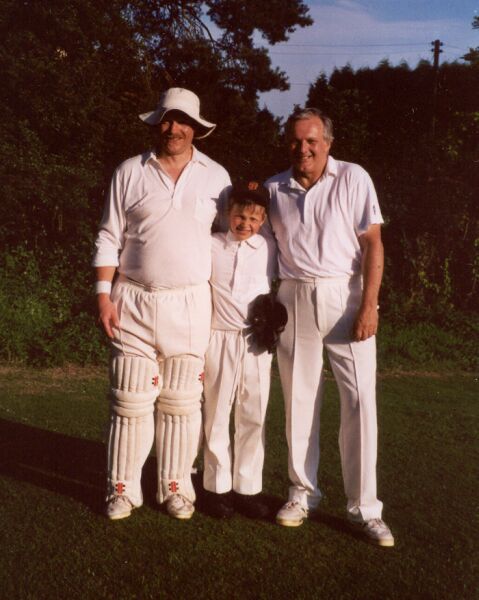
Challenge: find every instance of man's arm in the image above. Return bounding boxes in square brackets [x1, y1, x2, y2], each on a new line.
[93, 165, 127, 339]
[95, 266, 119, 339]
[353, 224, 384, 342]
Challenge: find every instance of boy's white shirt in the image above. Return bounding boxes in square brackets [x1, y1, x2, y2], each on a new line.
[210, 231, 277, 331]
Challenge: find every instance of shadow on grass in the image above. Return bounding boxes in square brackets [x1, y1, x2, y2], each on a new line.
[0, 418, 285, 521]
[312, 511, 359, 539]
[311, 511, 388, 547]
[0, 418, 108, 514]
[0, 418, 169, 516]
[194, 487, 284, 523]
[0, 417, 174, 516]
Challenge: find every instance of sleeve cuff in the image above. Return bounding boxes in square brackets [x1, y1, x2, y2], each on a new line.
[92, 252, 120, 267]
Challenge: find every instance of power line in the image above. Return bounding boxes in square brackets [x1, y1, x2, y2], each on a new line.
[270, 50, 442, 56]
[273, 42, 429, 48]
[271, 42, 472, 50]
[445, 44, 470, 51]
[267, 43, 471, 56]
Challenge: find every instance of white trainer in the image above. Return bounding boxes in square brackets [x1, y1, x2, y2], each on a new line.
[276, 500, 309, 527]
[106, 495, 134, 520]
[349, 518, 395, 547]
[165, 494, 195, 520]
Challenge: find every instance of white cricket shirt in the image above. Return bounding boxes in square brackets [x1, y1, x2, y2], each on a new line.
[210, 231, 277, 330]
[92, 148, 231, 288]
[265, 156, 383, 279]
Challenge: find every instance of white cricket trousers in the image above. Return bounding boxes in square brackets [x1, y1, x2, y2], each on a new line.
[203, 329, 273, 495]
[277, 276, 383, 521]
[107, 277, 211, 506]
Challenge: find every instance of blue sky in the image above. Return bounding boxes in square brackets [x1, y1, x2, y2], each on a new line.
[258, 0, 478, 118]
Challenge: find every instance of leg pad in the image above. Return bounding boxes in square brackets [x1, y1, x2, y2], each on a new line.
[156, 355, 204, 503]
[107, 355, 160, 506]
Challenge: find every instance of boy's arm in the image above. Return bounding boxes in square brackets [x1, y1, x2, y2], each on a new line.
[264, 233, 279, 286]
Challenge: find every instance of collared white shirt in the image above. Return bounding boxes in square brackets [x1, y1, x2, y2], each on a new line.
[92, 148, 231, 288]
[265, 156, 383, 279]
[210, 231, 277, 330]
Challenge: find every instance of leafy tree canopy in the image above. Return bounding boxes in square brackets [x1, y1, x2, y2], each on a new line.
[462, 14, 479, 64]
[0, 0, 312, 255]
[307, 59, 479, 313]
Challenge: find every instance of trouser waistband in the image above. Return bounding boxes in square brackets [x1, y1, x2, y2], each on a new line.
[282, 274, 361, 285]
[117, 274, 207, 294]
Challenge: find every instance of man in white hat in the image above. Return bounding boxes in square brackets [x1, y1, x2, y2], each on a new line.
[93, 88, 231, 521]
[265, 107, 394, 547]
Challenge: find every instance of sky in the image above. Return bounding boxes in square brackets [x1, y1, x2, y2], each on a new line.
[258, 0, 479, 119]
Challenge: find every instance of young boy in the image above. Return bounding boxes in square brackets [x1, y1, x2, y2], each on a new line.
[202, 181, 278, 518]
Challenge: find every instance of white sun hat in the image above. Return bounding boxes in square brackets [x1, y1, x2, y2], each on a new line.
[139, 87, 216, 139]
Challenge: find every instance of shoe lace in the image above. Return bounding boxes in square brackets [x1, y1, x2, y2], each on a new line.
[365, 518, 388, 532]
[110, 495, 131, 508]
[169, 493, 186, 508]
[284, 500, 306, 513]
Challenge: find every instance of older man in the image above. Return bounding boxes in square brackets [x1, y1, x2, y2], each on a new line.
[265, 107, 394, 546]
[93, 88, 231, 521]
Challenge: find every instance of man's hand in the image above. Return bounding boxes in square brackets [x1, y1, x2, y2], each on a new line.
[352, 304, 379, 342]
[97, 294, 120, 339]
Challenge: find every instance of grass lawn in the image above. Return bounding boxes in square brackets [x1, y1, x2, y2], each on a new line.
[0, 365, 477, 599]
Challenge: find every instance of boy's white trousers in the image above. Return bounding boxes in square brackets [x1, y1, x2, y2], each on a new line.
[203, 329, 272, 495]
[277, 276, 383, 521]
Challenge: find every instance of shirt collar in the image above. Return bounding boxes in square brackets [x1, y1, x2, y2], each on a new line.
[144, 145, 208, 168]
[285, 156, 338, 190]
[324, 156, 338, 177]
[191, 146, 209, 166]
[225, 230, 265, 249]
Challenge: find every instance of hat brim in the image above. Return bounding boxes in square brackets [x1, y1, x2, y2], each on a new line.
[139, 108, 216, 139]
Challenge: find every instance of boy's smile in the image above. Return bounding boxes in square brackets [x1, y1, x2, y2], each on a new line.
[229, 203, 266, 241]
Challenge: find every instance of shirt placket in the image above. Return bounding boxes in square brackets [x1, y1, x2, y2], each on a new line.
[303, 190, 311, 225]
[231, 242, 243, 299]
[152, 157, 193, 209]
[171, 161, 193, 210]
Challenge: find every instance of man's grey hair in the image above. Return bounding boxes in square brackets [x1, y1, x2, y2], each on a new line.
[285, 107, 334, 144]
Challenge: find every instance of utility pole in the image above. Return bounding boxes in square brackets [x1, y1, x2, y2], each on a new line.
[430, 39, 443, 138]
[431, 39, 443, 69]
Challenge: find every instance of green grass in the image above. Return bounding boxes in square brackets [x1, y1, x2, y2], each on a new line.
[0, 365, 477, 599]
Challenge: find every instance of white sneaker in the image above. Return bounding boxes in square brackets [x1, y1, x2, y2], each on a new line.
[165, 494, 195, 520]
[276, 500, 309, 527]
[349, 518, 395, 547]
[106, 495, 134, 520]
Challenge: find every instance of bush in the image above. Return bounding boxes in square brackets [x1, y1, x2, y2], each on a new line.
[0, 245, 477, 372]
[0, 246, 108, 366]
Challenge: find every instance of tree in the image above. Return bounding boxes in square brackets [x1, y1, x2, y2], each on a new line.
[462, 15, 479, 64]
[0, 0, 313, 363]
[0, 0, 312, 252]
[306, 60, 479, 315]
[126, 0, 312, 178]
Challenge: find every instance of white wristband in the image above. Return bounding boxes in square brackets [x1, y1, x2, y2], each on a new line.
[95, 280, 112, 295]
